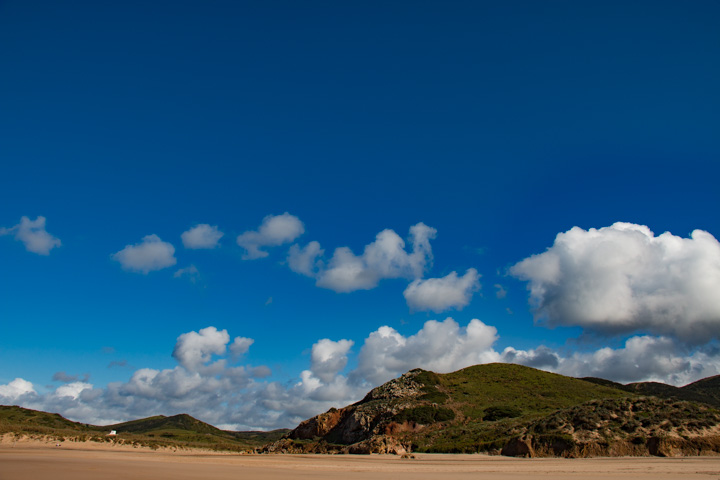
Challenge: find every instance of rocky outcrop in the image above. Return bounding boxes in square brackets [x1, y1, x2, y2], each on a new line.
[499, 432, 720, 458]
[264, 370, 433, 454]
[258, 435, 409, 455]
[500, 436, 534, 457]
[357, 369, 424, 403]
[289, 408, 345, 439]
[647, 435, 720, 457]
[347, 435, 409, 455]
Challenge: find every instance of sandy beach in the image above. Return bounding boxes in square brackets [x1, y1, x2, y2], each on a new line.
[1, 440, 720, 480]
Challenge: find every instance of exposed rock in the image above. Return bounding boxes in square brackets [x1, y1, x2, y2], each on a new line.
[501, 436, 535, 457]
[358, 370, 424, 403]
[647, 436, 720, 457]
[283, 369, 431, 450]
[347, 435, 409, 455]
[289, 408, 345, 440]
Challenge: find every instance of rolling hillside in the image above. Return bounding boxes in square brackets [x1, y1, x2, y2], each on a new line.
[0, 406, 287, 451]
[262, 364, 720, 457]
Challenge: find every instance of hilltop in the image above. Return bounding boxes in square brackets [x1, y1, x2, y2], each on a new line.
[0, 406, 288, 452]
[106, 413, 288, 449]
[261, 363, 720, 457]
[583, 375, 720, 407]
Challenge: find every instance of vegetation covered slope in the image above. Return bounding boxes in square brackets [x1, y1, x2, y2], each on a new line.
[106, 413, 288, 449]
[681, 375, 720, 406]
[263, 363, 720, 457]
[0, 405, 95, 437]
[0, 406, 287, 451]
[582, 376, 720, 407]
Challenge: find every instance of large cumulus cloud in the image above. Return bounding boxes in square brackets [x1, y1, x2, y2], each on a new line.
[352, 318, 500, 385]
[510, 222, 720, 344]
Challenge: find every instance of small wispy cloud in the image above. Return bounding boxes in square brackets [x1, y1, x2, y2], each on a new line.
[181, 224, 224, 249]
[0, 216, 61, 255]
[237, 213, 305, 260]
[112, 234, 177, 274]
[52, 371, 90, 383]
[174, 265, 200, 283]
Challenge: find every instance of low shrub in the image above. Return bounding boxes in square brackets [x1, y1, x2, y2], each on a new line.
[394, 405, 456, 425]
[483, 406, 522, 421]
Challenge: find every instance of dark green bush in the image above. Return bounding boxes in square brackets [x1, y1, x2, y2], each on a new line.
[394, 405, 456, 424]
[483, 406, 522, 421]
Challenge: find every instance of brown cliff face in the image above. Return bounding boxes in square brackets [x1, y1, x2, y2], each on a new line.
[289, 408, 345, 439]
[286, 369, 426, 447]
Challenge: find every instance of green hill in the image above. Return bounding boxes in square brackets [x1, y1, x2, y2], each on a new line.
[582, 376, 720, 407]
[105, 413, 288, 449]
[107, 413, 227, 435]
[0, 405, 96, 437]
[263, 363, 720, 457]
[0, 406, 287, 451]
[682, 375, 720, 406]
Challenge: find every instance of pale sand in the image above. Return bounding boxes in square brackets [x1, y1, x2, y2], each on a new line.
[1, 440, 720, 480]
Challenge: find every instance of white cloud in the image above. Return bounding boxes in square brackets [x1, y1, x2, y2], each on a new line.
[311, 223, 437, 293]
[55, 382, 93, 400]
[172, 327, 231, 372]
[309, 339, 354, 383]
[553, 336, 720, 386]
[511, 222, 720, 344]
[494, 283, 507, 299]
[287, 241, 324, 277]
[237, 213, 304, 260]
[229, 337, 254, 357]
[0, 216, 61, 255]
[352, 318, 500, 385]
[112, 234, 177, 274]
[403, 268, 481, 313]
[316, 246, 375, 291]
[181, 224, 223, 249]
[0, 378, 36, 400]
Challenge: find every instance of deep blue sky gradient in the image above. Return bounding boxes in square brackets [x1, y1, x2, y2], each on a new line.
[1, 1, 719, 392]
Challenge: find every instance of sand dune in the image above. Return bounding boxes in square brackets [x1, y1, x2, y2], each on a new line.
[1, 441, 719, 480]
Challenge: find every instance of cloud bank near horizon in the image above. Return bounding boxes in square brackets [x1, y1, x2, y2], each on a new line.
[3, 317, 719, 430]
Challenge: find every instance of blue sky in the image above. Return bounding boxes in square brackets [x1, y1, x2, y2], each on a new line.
[1, 1, 719, 429]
